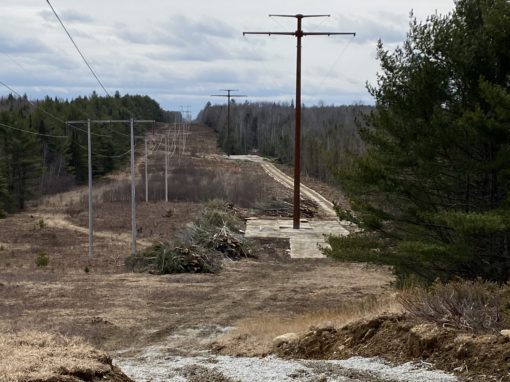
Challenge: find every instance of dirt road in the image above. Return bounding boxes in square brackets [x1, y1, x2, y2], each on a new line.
[229, 155, 338, 218]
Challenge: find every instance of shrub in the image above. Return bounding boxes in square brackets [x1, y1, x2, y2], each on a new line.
[34, 219, 46, 230]
[178, 201, 252, 260]
[35, 251, 49, 268]
[126, 202, 252, 274]
[399, 280, 510, 332]
[126, 242, 220, 274]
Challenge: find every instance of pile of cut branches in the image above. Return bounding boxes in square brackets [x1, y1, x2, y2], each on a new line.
[126, 242, 220, 274]
[208, 224, 250, 260]
[126, 201, 253, 274]
[256, 197, 318, 218]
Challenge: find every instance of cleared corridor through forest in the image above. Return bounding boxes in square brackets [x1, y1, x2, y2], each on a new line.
[228, 155, 349, 258]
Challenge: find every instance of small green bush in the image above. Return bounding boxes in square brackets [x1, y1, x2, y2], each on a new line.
[35, 251, 49, 268]
[34, 219, 46, 230]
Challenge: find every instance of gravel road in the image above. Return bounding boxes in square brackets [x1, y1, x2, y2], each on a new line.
[115, 344, 458, 382]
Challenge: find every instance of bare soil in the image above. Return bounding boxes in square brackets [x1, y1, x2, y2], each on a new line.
[3, 124, 499, 382]
[0, 124, 395, 381]
[274, 314, 510, 382]
[5, 124, 501, 382]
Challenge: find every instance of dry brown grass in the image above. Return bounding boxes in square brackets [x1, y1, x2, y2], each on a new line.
[0, 330, 112, 381]
[217, 294, 402, 356]
[399, 279, 510, 332]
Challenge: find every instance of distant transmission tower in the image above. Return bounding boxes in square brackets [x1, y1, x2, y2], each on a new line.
[211, 90, 247, 157]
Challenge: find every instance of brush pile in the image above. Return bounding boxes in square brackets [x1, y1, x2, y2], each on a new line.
[126, 201, 253, 274]
[256, 198, 318, 218]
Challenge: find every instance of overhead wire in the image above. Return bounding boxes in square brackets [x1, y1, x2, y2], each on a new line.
[0, 118, 134, 161]
[45, 0, 142, 121]
[46, 0, 110, 97]
[78, 144, 132, 159]
[243, 15, 356, 105]
[1, 52, 27, 72]
[148, 134, 164, 156]
[315, 34, 355, 91]
[0, 79, 110, 138]
[3, 4, 152, 147]
[0, 121, 67, 139]
[0, 82, 136, 160]
[104, 121, 130, 138]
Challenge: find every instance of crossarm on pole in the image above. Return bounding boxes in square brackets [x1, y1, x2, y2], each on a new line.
[243, 32, 295, 36]
[303, 32, 356, 36]
[269, 14, 330, 18]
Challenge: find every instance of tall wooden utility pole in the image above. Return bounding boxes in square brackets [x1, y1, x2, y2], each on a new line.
[244, 14, 355, 229]
[211, 90, 247, 157]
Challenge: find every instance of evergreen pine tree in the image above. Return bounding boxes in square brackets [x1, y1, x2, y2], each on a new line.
[66, 129, 87, 184]
[329, 0, 510, 282]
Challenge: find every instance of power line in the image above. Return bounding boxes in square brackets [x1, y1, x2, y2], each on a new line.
[211, 90, 247, 157]
[1, 52, 139, 126]
[0, 121, 67, 139]
[0, 80, 120, 138]
[46, 0, 111, 97]
[78, 144, 132, 158]
[316, 35, 355, 90]
[1, 52, 27, 72]
[103, 121, 131, 138]
[0, 79, 110, 138]
[45, 0, 142, 120]
[244, 14, 355, 229]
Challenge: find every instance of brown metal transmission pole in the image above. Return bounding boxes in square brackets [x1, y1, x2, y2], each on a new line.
[244, 14, 355, 229]
[211, 89, 247, 157]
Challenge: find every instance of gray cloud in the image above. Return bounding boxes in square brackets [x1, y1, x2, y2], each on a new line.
[333, 13, 407, 44]
[0, 35, 50, 54]
[115, 14, 236, 46]
[1, 0, 453, 117]
[39, 9, 94, 23]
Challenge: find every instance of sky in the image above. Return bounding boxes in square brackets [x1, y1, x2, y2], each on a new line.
[1, 0, 455, 118]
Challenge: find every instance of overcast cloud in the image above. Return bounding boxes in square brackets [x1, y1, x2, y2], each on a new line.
[1, 0, 454, 116]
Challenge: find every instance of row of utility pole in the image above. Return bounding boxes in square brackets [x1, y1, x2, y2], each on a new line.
[67, 118, 154, 258]
[70, 12, 354, 262]
[73, 114, 191, 259]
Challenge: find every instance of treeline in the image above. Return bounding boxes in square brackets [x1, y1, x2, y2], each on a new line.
[0, 92, 178, 215]
[197, 102, 370, 182]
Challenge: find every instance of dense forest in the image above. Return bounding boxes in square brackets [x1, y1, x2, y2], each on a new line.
[0, 92, 177, 215]
[197, 102, 371, 182]
[329, 0, 510, 283]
